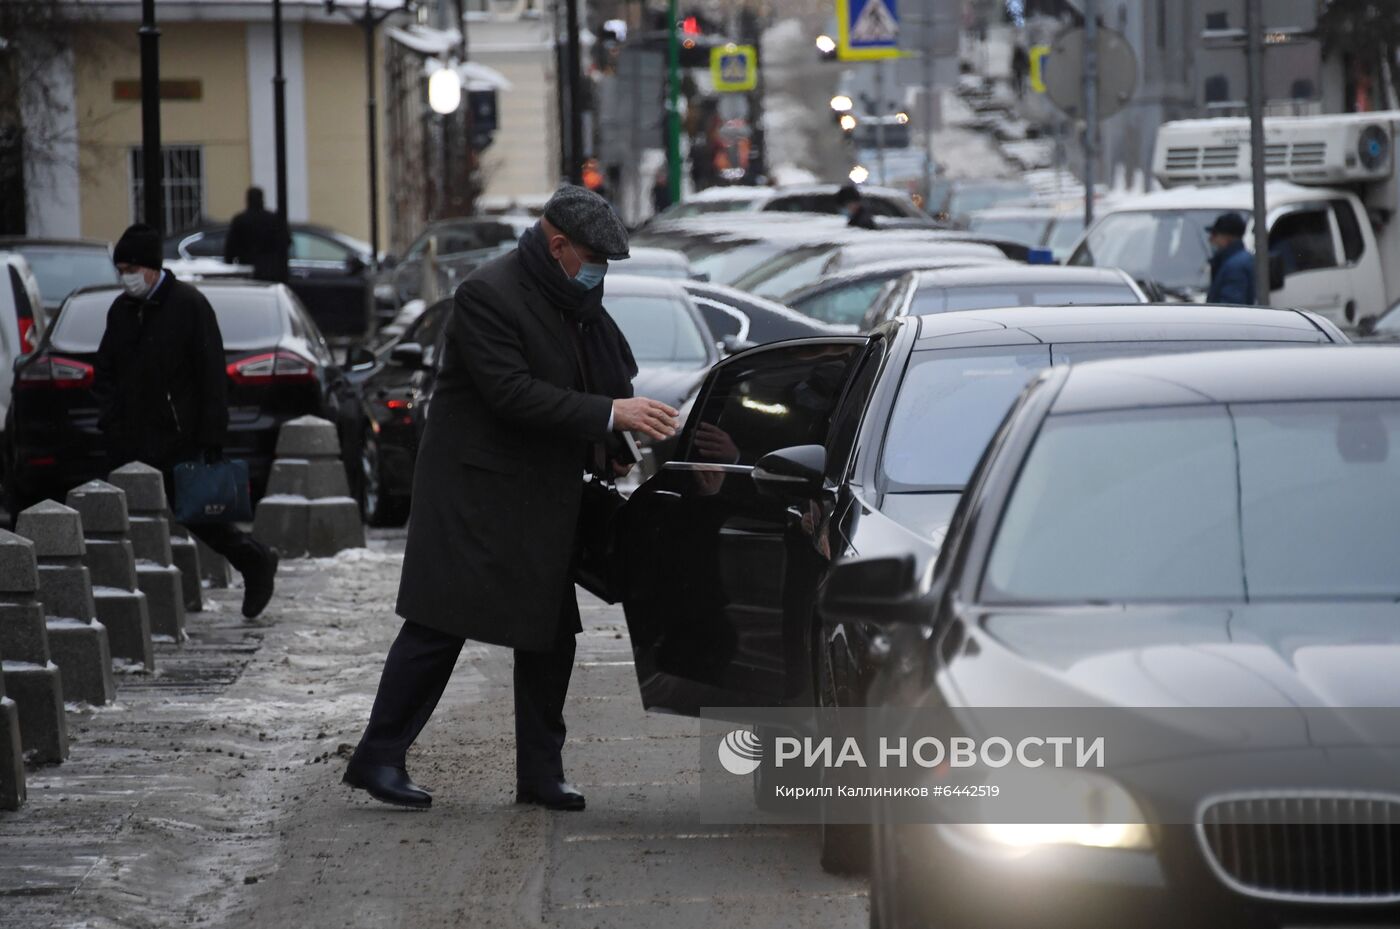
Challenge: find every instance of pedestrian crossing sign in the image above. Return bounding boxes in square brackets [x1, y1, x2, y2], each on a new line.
[836, 0, 901, 61]
[711, 44, 758, 93]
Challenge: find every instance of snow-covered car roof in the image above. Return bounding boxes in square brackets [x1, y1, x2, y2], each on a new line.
[1101, 181, 1337, 214]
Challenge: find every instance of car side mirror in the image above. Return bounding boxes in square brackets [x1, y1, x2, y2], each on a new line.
[818, 555, 923, 626]
[720, 334, 757, 355]
[345, 344, 377, 372]
[752, 444, 828, 499]
[390, 341, 426, 369]
[1357, 315, 1378, 337]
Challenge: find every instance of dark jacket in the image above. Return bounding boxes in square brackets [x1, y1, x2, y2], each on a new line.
[847, 203, 878, 230]
[1207, 239, 1256, 305]
[224, 208, 290, 283]
[93, 274, 228, 470]
[394, 250, 615, 651]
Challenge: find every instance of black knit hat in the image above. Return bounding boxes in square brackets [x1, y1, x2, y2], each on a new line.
[543, 185, 629, 260]
[113, 223, 163, 270]
[1205, 212, 1247, 238]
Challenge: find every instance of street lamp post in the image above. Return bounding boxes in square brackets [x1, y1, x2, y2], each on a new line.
[564, 0, 584, 185]
[138, 0, 163, 234]
[273, 0, 289, 233]
[666, 0, 681, 202]
[326, 0, 407, 269]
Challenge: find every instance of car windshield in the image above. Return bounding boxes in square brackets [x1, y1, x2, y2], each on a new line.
[1045, 215, 1086, 258]
[912, 281, 1138, 313]
[732, 245, 839, 299]
[967, 215, 1053, 248]
[1375, 300, 1400, 335]
[1071, 209, 1233, 293]
[790, 277, 895, 326]
[51, 288, 284, 353]
[983, 401, 1400, 603]
[14, 246, 117, 305]
[690, 241, 787, 285]
[606, 295, 708, 363]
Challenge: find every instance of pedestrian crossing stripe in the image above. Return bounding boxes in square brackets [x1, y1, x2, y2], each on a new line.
[836, 0, 902, 61]
[710, 44, 757, 93]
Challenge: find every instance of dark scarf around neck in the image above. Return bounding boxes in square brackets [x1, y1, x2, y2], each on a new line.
[517, 222, 637, 402]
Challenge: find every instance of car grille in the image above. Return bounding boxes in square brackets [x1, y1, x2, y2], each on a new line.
[1198, 794, 1400, 903]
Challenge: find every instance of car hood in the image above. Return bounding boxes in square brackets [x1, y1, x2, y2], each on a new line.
[632, 362, 707, 409]
[951, 602, 1400, 710]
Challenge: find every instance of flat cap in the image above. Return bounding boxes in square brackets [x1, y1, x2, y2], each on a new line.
[543, 184, 630, 261]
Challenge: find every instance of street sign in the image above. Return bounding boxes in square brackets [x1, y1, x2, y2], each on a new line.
[711, 44, 758, 93]
[836, 0, 901, 61]
[1028, 44, 1050, 94]
[1042, 26, 1138, 120]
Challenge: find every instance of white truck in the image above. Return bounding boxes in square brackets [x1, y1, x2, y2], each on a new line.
[1069, 111, 1400, 328]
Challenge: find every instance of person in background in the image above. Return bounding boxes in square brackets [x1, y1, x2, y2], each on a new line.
[651, 167, 673, 216]
[1206, 212, 1256, 305]
[96, 223, 280, 619]
[838, 183, 878, 230]
[223, 187, 290, 283]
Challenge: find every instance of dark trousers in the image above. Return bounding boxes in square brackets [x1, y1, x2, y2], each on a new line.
[352, 610, 578, 783]
[156, 468, 268, 578]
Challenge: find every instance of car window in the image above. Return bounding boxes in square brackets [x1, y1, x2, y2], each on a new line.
[606, 295, 709, 363]
[287, 294, 334, 364]
[793, 279, 891, 326]
[682, 342, 860, 465]
[861, 277, 907, 330]
[967, 216, 1053, 248]
[983, 401, 1400, 603]
[746, 250, 840, 300]
[865, 196, 907, 217]
[1071, 209, 1224, 293]
[184, 231, 226, 258]
[292, 232, 352, 262]
[405, 300, 452, 348]
[14, 247, 117, 305]
[913, 281, 1141, 313]
[9, 266, 35, 322]
[692, 298, 746, 341]
[690, 241, 786, 286]
[765, 194, 838, 214]
[49, 289, 284, 352]
[1331, 199, 1365, 264]
[1271, 207, 1338, 274]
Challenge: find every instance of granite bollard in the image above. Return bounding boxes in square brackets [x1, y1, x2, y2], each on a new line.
[107, 464, 188, 639]
[16, 501, 116, 706]
[0, 643, 25, 810]
[167, 525, 204, 611]
[66, 481, 156, 667]
[0, 530, 68, 764]
[253, 416, 365, 557]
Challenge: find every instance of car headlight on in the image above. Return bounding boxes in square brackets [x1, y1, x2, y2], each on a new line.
[943, 773, 1152, 852]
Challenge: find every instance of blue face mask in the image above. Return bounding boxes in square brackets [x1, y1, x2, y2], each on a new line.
[563, 243, 607, 291]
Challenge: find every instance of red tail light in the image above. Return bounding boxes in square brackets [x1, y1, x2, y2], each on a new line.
[17, 355, 94, 390]
[18, 317, 36, 353]
[226, 351, 317, 384]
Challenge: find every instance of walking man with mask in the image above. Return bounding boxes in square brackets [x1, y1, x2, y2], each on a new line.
[344, 186, 678, 811]
[95, 223, 280, 619]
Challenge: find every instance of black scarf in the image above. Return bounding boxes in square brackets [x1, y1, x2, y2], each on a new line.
[517, 223, 637, 402]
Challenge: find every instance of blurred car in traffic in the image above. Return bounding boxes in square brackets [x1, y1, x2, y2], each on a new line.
[965, 207, 1055, 249]
[622, 246, 694, 280]
[648, 183, 927, 227]
[682, 280, 841, 351]
[614, 304, 1347, 875]
[861, 265, 1149, 330]
[6, 281, 358, 513]
[376, 215, 531, 315]
[781, 256, 1009, 329]
[864, 345, 1397, 929]
[165, 222, 377, 339]
[935, 178, 1036, 225]
[0, 237, 116, 319]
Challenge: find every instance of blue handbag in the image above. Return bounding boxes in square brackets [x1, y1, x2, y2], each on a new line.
[172, 458, 253, 525]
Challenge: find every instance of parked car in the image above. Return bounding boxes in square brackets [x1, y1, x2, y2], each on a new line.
[613, 304, 1346, 873]
[622, 246, 693, 280]
[378, 215, 531, 313]
[0, 237, 116, 319]
[605, 275, 719, 478]
[781, 256, 1008, 329]
[648, 183, 927, 227]
[966, 206, 1056, 249]
[936, 179, 1035, 225]
[0, 252, 47, 356]
[682, 280, 841, 351]
[347, 297, 452, 526]
[864, 345, 1399, 929]
[861, 265, 1149, 331]
[165, 222, 376, 339]
[6, 281, 358, 513]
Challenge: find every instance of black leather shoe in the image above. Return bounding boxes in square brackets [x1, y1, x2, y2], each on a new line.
[242, 548, 279, 619]
[516, 778, 586, 811]
[343, 761, 432, 809]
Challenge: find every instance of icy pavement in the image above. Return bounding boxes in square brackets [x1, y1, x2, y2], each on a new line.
[0, 529, 864, 929]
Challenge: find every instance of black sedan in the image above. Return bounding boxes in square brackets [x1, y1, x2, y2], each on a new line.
[682, 280, 840, 351]
[614, 304, 1346, 872]
[6, 281, 358, 512]
[863, 346, 1400, 929]
[165, 223, 376, 339]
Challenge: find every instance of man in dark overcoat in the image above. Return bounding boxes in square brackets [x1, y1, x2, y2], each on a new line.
[344, 186, 678, 810]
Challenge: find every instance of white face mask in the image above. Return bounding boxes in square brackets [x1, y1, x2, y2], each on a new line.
[121, 271, 150, 297]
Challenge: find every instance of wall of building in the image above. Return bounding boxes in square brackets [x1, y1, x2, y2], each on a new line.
[470, 14, 561, 208]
